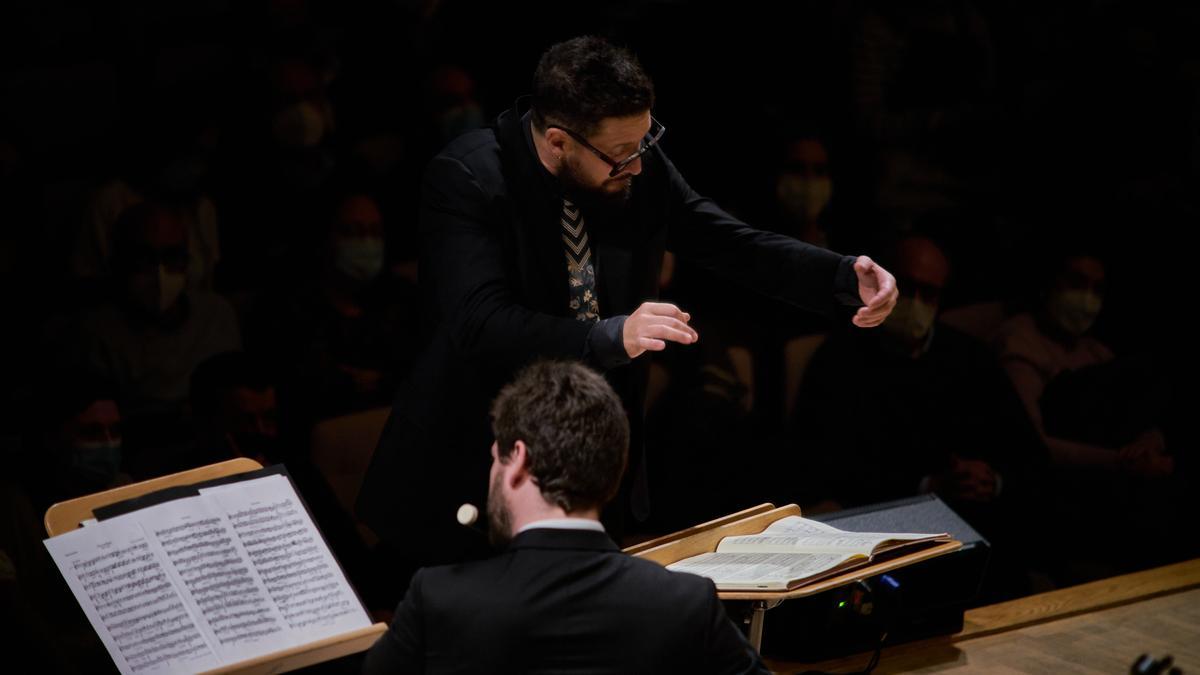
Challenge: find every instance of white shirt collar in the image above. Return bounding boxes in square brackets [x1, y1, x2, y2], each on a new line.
[516, 518, 606, 535]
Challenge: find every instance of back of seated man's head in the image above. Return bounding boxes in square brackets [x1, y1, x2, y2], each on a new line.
[486, 360, 629, 547]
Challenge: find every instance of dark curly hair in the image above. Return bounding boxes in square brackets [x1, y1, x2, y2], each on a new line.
[489, 360, 630, 513]
[531, 35, 655, 137]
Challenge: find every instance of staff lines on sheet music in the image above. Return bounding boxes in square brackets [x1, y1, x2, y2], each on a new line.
[110, 613, 193, 643]
[72, 541, 151, 570]
[125, 633, 208, 670]
[129, 642, 211, 673]
[262, 563, 330, 586]
[268, 572, 337, 604]
[218, 627, 280, 644]
[99, 591, 176, 621]
[288, 604, 356, 628]
[183, 564, 252, 589]
[77, 550, 157, 580]
[257, 552, 324, 579]
[274, 580, 338, 604]
[106, 601, 187, 631]
[155, 517, 223, 537]
[242, 528, 309, 550]
[81, 562, 161, 591]
[189, 575, 256, 598]
[253, 544, 320, 567]
[93, 581, 174, 612]
[236, 518, 306, 541]
[90, 573, 170, 604]
[117, 621, 202, 655]
[246, 535, 315, 559]
[171, 545, 239, 568]
[193, 595, 267, 612]
[164, 535, 234, 556]
[208, 606, 275, 628]
[228, 500, 294, 521]
[176, 552, 241, 574]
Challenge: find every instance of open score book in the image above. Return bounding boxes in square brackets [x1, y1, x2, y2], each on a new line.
[44, 473, 371, 675]
[665, 515, 950, 591]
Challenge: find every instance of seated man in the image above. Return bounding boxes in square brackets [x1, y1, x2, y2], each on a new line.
[362, 360, 767, 674]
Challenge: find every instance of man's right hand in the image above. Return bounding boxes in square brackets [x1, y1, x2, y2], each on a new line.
[622, 302, 698, 358]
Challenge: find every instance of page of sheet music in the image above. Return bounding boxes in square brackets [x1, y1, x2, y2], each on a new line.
[200, 475, 370, 643]
[134, 494, 295, 664]
[717, 516, 940, 555]
[667, 551, 858, 589]
[44, 516, 220, 675]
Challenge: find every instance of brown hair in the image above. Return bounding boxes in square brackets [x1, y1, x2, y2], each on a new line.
[489, 360, 630, 513]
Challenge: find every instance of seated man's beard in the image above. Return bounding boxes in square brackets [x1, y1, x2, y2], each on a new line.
[486, 472, 513, 548]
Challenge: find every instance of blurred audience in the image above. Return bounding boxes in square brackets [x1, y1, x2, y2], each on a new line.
[790, 234, 1046, 600]
[69, 201, 241, 476]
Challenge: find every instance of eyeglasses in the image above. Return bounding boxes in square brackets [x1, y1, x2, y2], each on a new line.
[547, 116, 666, 177]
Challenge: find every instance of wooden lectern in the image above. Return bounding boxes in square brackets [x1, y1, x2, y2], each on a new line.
[43, 458, 388, 675]
[624, 503, 963, 651]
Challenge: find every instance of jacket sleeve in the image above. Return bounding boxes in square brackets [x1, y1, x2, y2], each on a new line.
[660, 151, 865, 317]
[361, 569, 426, 675]
[421, 155, 607, 373]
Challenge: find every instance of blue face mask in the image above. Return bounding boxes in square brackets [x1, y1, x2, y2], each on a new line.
[335, 237, 385, 282]
[67, 440, 122, 488]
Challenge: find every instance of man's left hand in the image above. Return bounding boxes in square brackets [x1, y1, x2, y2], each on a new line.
[852, 255, 898, 328]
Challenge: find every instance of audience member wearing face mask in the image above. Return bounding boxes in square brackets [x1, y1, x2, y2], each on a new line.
[994, 249, 1172, 478]
[246, 193, 418, 421]
[789, 234, 1046, 601]
[72, 201, 242, 477]
[773, 136, 834, 247]
[25, 374, 131, 506]
[3, 372, 128, 673]
[993, 246, 1189, 582]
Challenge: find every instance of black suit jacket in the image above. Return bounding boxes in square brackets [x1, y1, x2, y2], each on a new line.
[356, 96, 864, 559]
[361, 527, 769, 675]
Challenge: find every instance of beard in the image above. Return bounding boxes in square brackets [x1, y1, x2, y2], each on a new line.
[559, 154, 634, 218]
[486, 470, 513, 549]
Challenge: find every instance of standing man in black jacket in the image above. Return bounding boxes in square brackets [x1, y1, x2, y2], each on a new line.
[356, 36, 897, 581]
[362, 360, 770, 674]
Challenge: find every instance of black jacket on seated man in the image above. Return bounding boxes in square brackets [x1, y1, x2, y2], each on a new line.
[361, 526, 768, 675]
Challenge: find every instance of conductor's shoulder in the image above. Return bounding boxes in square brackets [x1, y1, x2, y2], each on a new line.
[433, 127, 502, 174]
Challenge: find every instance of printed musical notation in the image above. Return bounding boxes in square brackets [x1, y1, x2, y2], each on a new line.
[205, 476, 367, 636]
[149, 509, 284, 648]
[46, 472, 371, 675]
[46, 519, 218, 674]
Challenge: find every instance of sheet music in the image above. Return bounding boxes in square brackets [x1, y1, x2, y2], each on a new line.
[135, 495, 293, 664]
[718, 516, 942, 555]
[667, 551, 858, 589]
[201, 475, 370, 643]
[46, 470, 372, 673]
[45, 516, 219, 675]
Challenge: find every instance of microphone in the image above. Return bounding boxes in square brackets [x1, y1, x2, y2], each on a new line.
[457, 503, 480, 527]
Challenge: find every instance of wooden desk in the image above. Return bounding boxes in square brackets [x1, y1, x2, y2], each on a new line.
[767, 558, 1200, 674]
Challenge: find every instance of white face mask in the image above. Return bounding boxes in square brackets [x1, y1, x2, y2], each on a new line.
[881, 295, 937, 346]
[132, 264, 187, 314]
[335, 237, 385, 282]
[157, 265, 187, 313]
[272, 101, 327, 149]
[776, 174, 832, 221]
[1046, 289, 1102, 337]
